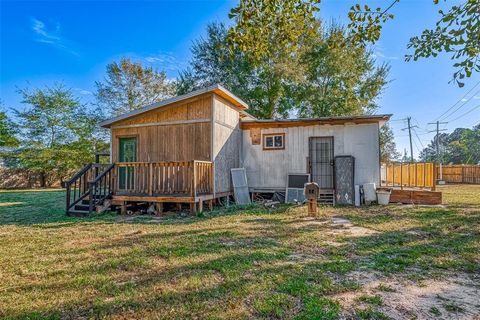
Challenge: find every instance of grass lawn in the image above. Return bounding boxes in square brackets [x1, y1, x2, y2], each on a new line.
[0, 185, 479, 319]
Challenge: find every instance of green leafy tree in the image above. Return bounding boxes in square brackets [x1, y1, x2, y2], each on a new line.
[95, 58, 176, 116]
[348, 0, 480, 86]
[15, 84, 107, 186]
[179, 22, 388, 119]
[380, 123, 400, 162]
[224, 0, 321, 118]
[292, 24, 389, 117]
[419, 124, 480, 164]
[0, 104, 19, 148]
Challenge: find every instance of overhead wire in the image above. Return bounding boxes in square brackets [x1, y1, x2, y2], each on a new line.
[448, 105, 480, 123]
[439, 88, 480, 121]
[435, 80, 480, 121]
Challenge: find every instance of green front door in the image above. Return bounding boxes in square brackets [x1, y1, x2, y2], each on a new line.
[119, 137, 137, 190]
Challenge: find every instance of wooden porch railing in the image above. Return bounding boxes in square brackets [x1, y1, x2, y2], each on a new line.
[381, 162, 436, 190]
[66, 163, 113, 213]
[114, 160, 214, 196]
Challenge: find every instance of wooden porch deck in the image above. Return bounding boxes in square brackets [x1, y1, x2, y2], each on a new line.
[111, 160, 223, 213]
[66, 160, 228, 216]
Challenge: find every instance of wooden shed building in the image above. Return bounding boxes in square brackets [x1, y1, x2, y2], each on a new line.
[65, 85, 391, 216]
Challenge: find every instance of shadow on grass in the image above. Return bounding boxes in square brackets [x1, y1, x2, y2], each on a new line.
[2, 199, 479, 319]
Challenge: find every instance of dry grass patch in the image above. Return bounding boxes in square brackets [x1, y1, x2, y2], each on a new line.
[0, 185, 479, 319]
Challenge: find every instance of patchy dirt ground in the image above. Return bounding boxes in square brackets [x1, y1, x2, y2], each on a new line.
[327, 216, 480, 320]
[1, 185, 479, 319]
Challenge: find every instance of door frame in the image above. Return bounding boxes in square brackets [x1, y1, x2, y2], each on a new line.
[117, 135, 139, 191]
[308, 136, 335, 190]
[116, 135, 139, 162]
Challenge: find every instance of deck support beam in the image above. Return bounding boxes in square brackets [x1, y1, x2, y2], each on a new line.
[155, 202, 164, 215]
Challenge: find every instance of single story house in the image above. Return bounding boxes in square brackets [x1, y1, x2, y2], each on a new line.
[65, 84, 390, 216]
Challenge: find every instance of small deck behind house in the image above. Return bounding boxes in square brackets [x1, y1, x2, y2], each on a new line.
[66, 160, 227, 216]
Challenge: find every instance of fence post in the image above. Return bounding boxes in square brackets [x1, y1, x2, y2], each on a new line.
[392, 163, 395, 187]
[400, 163, 403, 190]
[432, 163, 436, 191]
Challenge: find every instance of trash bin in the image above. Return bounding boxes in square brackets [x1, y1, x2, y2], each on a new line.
[376, 189, 391, 205]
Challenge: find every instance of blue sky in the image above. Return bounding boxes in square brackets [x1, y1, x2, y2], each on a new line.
[1, 0, 479, 157]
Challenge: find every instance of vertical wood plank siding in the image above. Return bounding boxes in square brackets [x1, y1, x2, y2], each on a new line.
[212, 94, 242, 193]
[111, 94, 213, 163]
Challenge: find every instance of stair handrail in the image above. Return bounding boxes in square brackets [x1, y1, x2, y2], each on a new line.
[66, 163, 92, 186]
[65, 163, 93, 213]
[88, 163, 115, 214]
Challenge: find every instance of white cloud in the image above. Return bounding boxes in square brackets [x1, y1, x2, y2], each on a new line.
[143, 52, 186, 72]
[473, 95, 480, 100]
[461, 98, 469, 102]
[31, 18, 78, 56]
[74, 88, 92, 95]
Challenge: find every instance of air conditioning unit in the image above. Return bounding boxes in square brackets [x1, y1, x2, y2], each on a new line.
[285, 173, 310, 203]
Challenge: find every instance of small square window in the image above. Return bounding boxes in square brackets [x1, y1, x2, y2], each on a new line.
[263, 133, 284, 150]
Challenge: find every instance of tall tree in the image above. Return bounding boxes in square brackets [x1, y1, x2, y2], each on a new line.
[348, 0, 480, 86]
[95, 58, 175, 116]
[179, 22, 388, 119]
[419, 124, 480, 164]
[0, 103, 19, 148]
[225, 0, 321, 118]
[379, 123, 400, 162]
[292, 25, 389, 117]
[15, 84, 107, 186]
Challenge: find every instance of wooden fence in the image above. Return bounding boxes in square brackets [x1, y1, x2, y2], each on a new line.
[381, 162, 436, 190]
[439, 165, 480, 184]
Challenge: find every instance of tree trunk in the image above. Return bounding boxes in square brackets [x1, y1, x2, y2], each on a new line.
[39, 171, 46, 188]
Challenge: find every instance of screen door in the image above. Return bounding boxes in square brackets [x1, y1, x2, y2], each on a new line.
[309, 137, 334, 189]
[118, 137, 137, 190]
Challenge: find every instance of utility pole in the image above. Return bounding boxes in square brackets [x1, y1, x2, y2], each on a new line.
[428, 120, 448, 182]
[401, 117, 418, 162]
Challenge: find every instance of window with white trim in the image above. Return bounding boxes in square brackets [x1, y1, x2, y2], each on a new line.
[263, 133, 285, 150]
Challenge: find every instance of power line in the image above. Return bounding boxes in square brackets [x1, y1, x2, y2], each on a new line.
[435, 80, 480, 121]
[439, 86, 480, 121]
[412, 128, 425, 150]
[448, 104, 480, 123]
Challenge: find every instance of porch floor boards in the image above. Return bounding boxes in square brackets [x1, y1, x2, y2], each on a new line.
[111, 191, 232, 214]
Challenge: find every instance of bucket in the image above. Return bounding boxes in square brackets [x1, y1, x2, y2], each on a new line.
[376, 189, 391, 205]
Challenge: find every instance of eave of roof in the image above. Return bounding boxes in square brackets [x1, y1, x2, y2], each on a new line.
[100, 84, 249, 128]
[240, 114, 392, 129]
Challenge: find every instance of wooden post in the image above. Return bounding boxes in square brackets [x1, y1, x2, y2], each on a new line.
[198, 199, 203, 214]
[120, 202, 127, 215]
[432, 163, 436, 191]
[176, 203, 182, 211]
[190, 202, 197, 214]
[155, 202, 163, 215]
[192, 161, 197, 198]
[400, 163, 403, 190]
[308, 199, 317, 218]
[148, 162, 153, 196]
[208, 200, 213, 211]
[392, 163, 395, 187]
